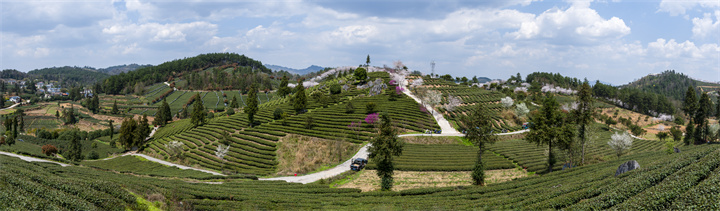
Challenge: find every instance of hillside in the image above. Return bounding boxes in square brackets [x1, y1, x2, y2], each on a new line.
[0, 66, 110, 86]
[103, 53, 270, 94]
[265, 64, 324, 75]
[622, 70, 720, 102]
[98, 64, 151, 75]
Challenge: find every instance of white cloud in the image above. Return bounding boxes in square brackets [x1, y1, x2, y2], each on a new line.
[103, 22, 217, 43]
[692, 11, 720, 39]
[658, 0, 720, 16]
[509, 4, 630, 43]
[647, 38, 718, 59]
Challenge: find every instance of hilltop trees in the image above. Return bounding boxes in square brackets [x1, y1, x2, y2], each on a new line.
[247, 83, 259, 127]
[526, 95, 576, 173]
[368, 113, 404, 191]
[461, 104, 498, 186]
[118, 115, 151, 150]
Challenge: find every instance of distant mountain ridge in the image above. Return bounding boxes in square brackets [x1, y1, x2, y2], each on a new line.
[621, 70, 720, 102]
[265, 64, 324, 75]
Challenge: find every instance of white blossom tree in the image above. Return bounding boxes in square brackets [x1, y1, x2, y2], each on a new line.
[411, 78, 424, 88]
[500, 97, 514, 108]
[215, 144, 230, 159]
[445, 95, 462, 112]
[423, 90, 442, 114]
[515, 103, 529, 117]
[609, 132, 633, 157]
[165, 141, 185, 159]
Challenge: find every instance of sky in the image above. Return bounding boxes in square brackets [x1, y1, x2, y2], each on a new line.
[1, 0, 718, 85]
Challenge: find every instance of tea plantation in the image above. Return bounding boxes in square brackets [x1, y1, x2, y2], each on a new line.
[2, 144, 718, 209]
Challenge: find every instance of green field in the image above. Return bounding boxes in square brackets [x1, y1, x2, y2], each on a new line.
[82, 155, 217, 179]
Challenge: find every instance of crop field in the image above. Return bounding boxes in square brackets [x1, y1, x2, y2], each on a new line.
[82, 155, 217, 179]
[366, 144, 515, 171]
[3, 143, 718, 209]
[418, 78, 524, 132]
[488, 136, 665, 173]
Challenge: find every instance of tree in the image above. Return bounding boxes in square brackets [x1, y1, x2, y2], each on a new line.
[366, 102, 377, 114]
[230, 96, 239, 109]
[64, 129, 83, 161]
[191, 94, 206, 127]
[695, 92, 712, 142]
[684, 120, 695, 145]
[55, 110, 59, 119]
[526, 95, 576, 173]
[0, 93, 4, 108]
[165, 141, 185, 159]
[354, 67, 367, 82]
[716, 98, 720, 118]
[682, 86, 698, 120]
[108, 120, 114, 140]
[304, 116, 314, 129]
[609, 132, 633, 157]
[461, 104, 498, 186]
[135, 114, 151, 148]
[422, 90, 442, 114]
[500, 96, 514, 108]
[92, 93, 100, 113]
[63, 106, 77, 125]
[366, 54, 371, 66]
[657, 131, 669, 141]
[246, 83, 259, 127]
[16, 108, 24, 132]
[444, 95, 462, 112]
[215, 144, 230, 159]
[515, 103, 529, 118]
[292, 80, 307, 113]
[277, 75, 291, 97]
[119, 117, 137, 150]
[42, 144, 58, 156]
[154, 98, 171, 126]
[368, 113, 404, 191]
[670, 126, 683, 143]
[574, 81, 594, 165]
[112, 100, 119, 114]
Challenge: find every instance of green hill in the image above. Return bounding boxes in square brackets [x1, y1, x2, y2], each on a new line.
[622, 70, 720, 102]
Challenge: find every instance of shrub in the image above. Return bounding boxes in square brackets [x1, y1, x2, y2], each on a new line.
[87, 151, 99, 160]
[345, 102, 355, 114]
[273, 108, 284, 120]
[41, 144, 58, 156]
[366, 102, 376, 114]
[330, 84, 342, 94]
[304, 116, 314, 129]
[91, 142, 98, 149]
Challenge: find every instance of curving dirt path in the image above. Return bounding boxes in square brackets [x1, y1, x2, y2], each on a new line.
[259, 144, 371, 184]
[0, 151, 70, 167]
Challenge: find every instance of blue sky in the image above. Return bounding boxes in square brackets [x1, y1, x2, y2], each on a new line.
[1, 0, 718, 85]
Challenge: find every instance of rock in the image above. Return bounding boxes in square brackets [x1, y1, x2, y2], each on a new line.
[674, 147, 680, 153]
[615, 160, 640, 176]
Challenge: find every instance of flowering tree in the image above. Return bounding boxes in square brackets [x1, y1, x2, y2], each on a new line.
[609, 132, 633, 157]
[389, 80, 397, 85]
[419, 104, 428, 114]
[215, 144, 230, 159]
[515, 103, 529, 117]
[445, 95, 462, 112]
[423, 90, 442, 114]
[500, 97, 514, 108]
[165, 141, 185, 159]
[395, 86, 404, 95]
[411, 78, 423, 88]
[365, 113, 379, 125]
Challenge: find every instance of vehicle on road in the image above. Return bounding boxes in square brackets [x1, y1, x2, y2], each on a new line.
[350, 158, 367, 171]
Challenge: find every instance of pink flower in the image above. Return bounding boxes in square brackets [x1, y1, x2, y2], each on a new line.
[395, 86, 404, 94]
[389, 80, 397, 85]
[365, 113, 379, 124]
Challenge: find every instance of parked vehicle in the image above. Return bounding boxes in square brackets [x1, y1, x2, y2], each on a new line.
[350, 158, 368, 171]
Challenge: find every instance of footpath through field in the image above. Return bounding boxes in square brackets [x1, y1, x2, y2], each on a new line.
[0, 151, 70, 167]
[259, 144, 371, 184]
[0, 102, 22, 111]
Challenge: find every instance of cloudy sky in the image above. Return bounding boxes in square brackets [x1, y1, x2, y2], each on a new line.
[1, 0, 718, 85]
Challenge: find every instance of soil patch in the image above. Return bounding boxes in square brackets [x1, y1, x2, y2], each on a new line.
[275, 135, 361, 176]
[340, 169, 528, 192]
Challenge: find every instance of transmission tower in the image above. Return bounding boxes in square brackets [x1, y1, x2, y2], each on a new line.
[431, 60, 435, 78]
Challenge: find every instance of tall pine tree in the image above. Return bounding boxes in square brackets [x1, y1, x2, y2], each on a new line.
[368, 113, 403, 191]
[293, 80, 307, 113]
[682, 86, 698, 121]
[246, 83, 259, 127]
[191, 94, 206, 127]
[460, 103, 497, 186]
[526, 95, 576, 173]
